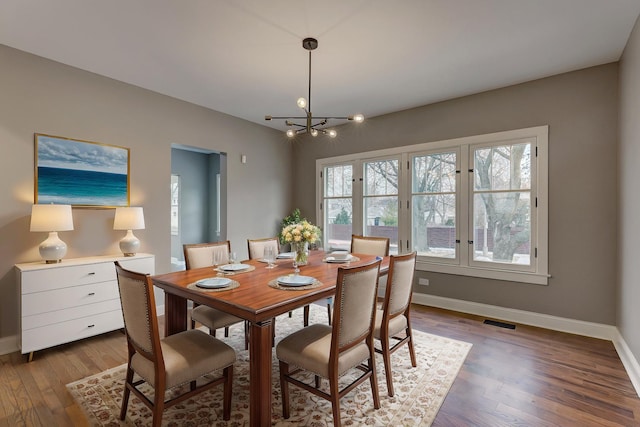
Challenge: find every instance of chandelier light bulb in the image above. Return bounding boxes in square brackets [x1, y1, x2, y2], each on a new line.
[353, 114, 365, 123]
[297, 97, 307, 109]
[286, 129, 296, 138]
[310, 129, 318, 137]
[328, 129, 337, 138]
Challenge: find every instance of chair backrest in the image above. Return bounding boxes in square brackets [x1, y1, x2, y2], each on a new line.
[331, 260, 381, 353]
[247, 237, 280, 260]
[350, 234, 390, 256]
[183, 241, 231, 269]
[114, 262, 162, 363]
[382, 252, 417, 319]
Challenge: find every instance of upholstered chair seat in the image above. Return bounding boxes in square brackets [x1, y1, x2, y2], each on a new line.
[131, 330, 236, 389]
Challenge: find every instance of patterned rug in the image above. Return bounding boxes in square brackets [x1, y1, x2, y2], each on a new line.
[66, 308, 471, 426]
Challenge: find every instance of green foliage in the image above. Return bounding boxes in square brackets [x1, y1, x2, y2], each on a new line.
[280, 208, 304, 244]
[380, 202, 398, 226]
[333, 208, 351, 224]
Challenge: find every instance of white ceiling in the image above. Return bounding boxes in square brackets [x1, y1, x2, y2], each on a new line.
[1, 1, 639, 132]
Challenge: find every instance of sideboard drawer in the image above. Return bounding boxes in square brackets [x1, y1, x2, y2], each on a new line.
[21, 309, 124, 354]
[22, 298, 122, 331]
[21, 262, 116, 294]
[22, 281, 120, 317]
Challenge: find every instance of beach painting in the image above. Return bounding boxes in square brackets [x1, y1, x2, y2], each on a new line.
[35, 134, 130, 207]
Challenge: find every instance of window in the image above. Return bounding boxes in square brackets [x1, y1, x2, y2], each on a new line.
[322, 164, 353, 251]
[411, 150, 458, 261]
[363, 159, 399, 253]
[317, 126, 548, 285]
[170, 174, 180, 236]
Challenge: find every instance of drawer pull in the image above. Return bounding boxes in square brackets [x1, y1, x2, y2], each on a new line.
[88, 292, 96, 296]
[88, 272, 96, 275]
[87, 324, 95, 328]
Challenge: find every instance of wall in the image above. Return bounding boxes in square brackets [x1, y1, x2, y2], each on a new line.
[619, 16, 640, 362]
[0, 44, 292, 349]
[294, 63, 619, 325]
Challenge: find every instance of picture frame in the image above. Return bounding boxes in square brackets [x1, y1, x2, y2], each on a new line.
[34, 133, 130, 208]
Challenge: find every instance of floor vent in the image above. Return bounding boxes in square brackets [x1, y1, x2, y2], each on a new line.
[483, 319, 516, 329]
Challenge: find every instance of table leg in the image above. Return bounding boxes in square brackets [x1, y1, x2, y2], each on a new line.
[164, 293, 188, 336]
[249, 318, 274, 427]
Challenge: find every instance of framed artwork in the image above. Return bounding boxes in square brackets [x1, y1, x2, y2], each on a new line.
[35, 133, 130, 208]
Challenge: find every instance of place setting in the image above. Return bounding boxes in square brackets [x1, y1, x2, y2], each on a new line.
[323, 250, 360, 264]
[268, 273, 322, 291]
[187, 276, 240, 292]
[214, 252, 256, 275]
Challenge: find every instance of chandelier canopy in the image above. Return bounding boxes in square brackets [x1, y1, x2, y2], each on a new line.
[265, 38, 364, 138]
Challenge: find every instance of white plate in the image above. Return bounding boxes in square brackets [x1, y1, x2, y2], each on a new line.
[195, 277, 232, 289]
[277, 275, 314, 287]
[325, 255, 353, 263]
[218, 263, 250, 271]
[277, 252, 294, 259]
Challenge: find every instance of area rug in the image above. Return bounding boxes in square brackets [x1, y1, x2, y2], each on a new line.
[66, 309, 471, 426]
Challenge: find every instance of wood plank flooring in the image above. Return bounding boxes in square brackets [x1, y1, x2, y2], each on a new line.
[1, 304, 638, 426]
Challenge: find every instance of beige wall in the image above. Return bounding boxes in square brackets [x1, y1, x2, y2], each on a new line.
[294, 63, 619, 325]
[619, 16, 640, 359]
[0, 45, 292, 344]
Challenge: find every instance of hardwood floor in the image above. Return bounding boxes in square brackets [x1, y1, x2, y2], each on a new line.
[1, 304, 639, 426]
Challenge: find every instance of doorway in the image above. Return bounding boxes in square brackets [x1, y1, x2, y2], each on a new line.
[170, 144, 227, 271]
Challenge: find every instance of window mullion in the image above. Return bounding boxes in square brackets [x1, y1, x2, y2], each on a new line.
[459, 146, 470, 266]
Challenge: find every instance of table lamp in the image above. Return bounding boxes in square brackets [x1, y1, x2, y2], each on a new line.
[113, 207, 145, 256]
[30, 204, 74, 263]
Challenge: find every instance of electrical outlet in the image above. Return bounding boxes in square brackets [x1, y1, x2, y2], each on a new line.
[418, 278, 429, 286]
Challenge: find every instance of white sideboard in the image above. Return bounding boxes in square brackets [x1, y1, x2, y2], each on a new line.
[15, 253, 155, 361]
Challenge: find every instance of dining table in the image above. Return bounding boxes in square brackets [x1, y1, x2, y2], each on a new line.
[151, 250, 389, 427]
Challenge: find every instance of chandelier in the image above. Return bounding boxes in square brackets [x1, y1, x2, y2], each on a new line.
[265, 37, 364, 138]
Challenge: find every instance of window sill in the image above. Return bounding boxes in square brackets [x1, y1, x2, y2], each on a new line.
[416, 260, 549, 285]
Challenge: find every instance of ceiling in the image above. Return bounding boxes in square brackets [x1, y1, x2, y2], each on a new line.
[1, 1, 640, 133]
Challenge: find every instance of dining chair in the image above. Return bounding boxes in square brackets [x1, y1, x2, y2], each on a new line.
[350, 234, 390, 256]
[247, 237, 288, 335]
[276, 259, 382, 427]
[374, 251, 417, 397]
[247, 236, 280, 260]
[302, 234, 390, 327]
[114, 262, 235, 426]
[183, 242, 246, 345]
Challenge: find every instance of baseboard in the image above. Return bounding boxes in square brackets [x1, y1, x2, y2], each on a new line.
[0, 335, 18, 356]
[412, 292, 640, 397]
[611, 329, 640, 397]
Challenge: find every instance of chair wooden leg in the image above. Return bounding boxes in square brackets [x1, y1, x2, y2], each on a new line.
[224, 326, 230, 337]
[407, 326, 417, 367]
[120, 365, 134, 420]
[329, 374, 342, 427]
[369, 350, 381, 409]
[303, 304, 310, 326]
[289, 310, 293, 318]
[326, 302, 332, 325]
[152, 384, 165, 427]
[223, 365, 233, 420]
[244, 321, 250, 350]
[382, 339, 394, 397]
[279, 360, 291, 419]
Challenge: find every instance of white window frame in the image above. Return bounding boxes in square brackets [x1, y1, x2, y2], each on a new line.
[316, 125, 549, 285]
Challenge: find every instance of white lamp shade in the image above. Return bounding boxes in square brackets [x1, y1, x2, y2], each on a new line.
[113, 207, 145, 230]
[30, 204, 74, 232]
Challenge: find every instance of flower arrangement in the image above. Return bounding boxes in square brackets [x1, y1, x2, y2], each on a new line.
[281, 219, 321, 266]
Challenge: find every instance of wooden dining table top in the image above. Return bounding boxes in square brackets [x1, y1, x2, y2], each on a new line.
[151, 250, 389, 324]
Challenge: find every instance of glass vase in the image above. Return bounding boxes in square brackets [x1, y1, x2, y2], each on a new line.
[291, 241, 309, 267]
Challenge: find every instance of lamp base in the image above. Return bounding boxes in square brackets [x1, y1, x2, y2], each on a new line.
[39, 231, 67, 264]
[119, 230, 140, 257]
